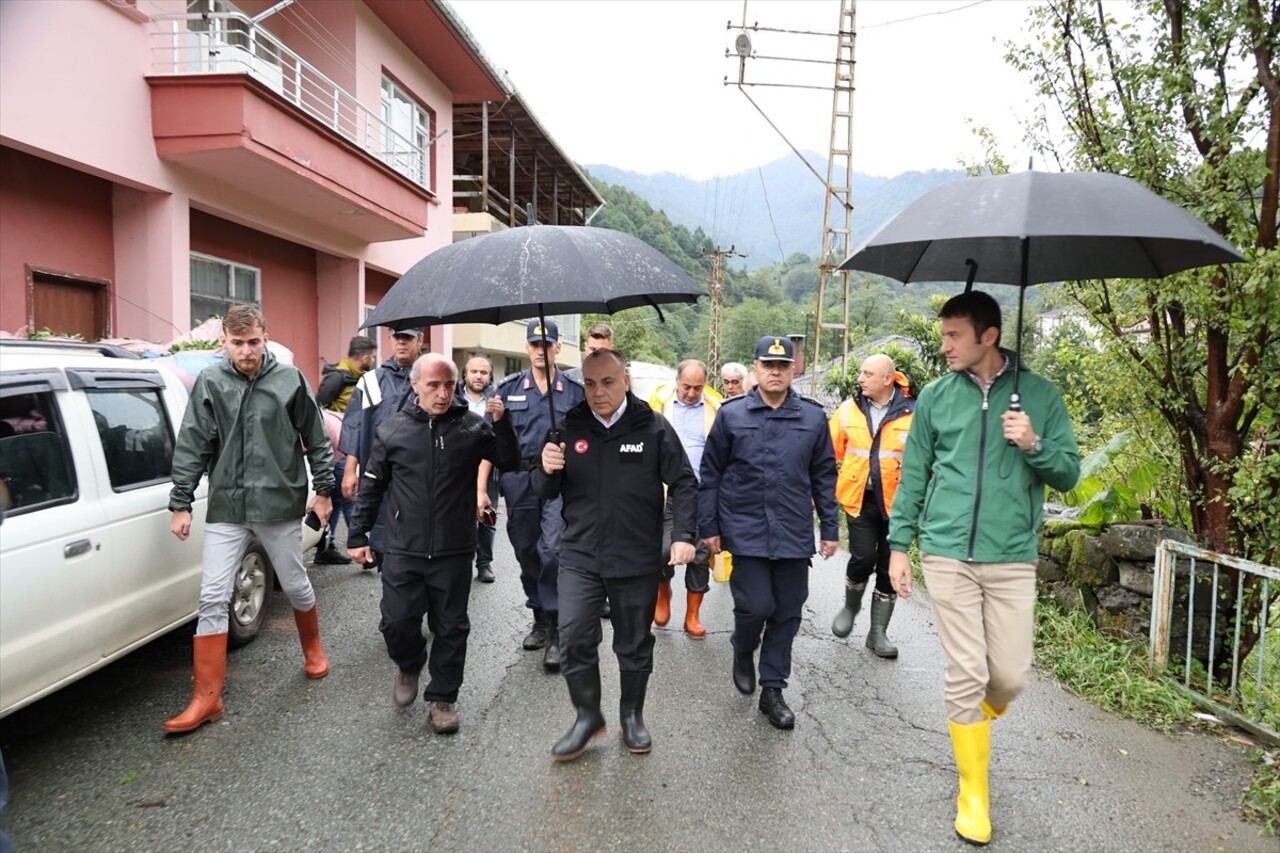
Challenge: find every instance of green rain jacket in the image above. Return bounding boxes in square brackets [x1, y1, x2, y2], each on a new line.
[169, 350, 335, 523]
[887, 355, 1079, 563]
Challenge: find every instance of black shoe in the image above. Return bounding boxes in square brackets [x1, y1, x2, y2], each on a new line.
[551, 668, 606, 762]
[759, 687, 795, 729]
[543, 614, 561, 672]
[523, 610, 548, 650]
[475, 564, 495, 583]
[619, 671, 651, 754]
[600, 596, 612, 619]
[733, 650, 756, 695]
[314, 545, 352, 565]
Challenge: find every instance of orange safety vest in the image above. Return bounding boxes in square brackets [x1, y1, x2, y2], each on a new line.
[829, 373, 914, 517]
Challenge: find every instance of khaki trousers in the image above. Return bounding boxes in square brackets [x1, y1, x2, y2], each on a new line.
[921, 552, 1035, 724]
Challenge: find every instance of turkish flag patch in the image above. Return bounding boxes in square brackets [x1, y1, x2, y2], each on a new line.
[574, 439, 589, 454]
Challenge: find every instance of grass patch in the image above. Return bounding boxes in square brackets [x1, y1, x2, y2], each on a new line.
[1241, 749, 1280, 834]
[1033, 597, 1194, 733]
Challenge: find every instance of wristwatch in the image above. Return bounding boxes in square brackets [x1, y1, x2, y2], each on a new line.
[1029, 435, 1043, 455]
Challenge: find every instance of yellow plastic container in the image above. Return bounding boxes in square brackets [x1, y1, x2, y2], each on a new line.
[712, 551, 733, 582]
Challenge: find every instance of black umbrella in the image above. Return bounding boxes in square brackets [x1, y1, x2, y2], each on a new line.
[363, 223, 706, 433]
[837, 170, 1246, 407]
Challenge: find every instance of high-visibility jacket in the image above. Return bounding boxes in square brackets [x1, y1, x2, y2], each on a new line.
[830, 373, 914, 518]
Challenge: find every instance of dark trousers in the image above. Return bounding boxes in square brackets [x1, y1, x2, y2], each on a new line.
[474, 474, 500, 569]
[559, 563, 660, 678]
[502, 471, 562, 613]
[379, 552, 471, 703]
[846, 501, 893, 596]
[659, 498, 711, 593]
[729, 556, 810, 690]
[327, 459, 353, 540]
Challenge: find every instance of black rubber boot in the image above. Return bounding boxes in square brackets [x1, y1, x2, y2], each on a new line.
[733, 649, 756, 695]
[523, 608, 547, 650]
[543, 611, 561, 672]
[619, 671, 652, 754]
[866, 591, 899, 659]
[551, 667, 606, 762]
[831, 580, 866, 638]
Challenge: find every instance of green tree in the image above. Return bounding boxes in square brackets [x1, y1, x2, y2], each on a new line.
[1007, 0, 1279, 563]
[722, 298, 801, 365]
[893, 294, 950, 385]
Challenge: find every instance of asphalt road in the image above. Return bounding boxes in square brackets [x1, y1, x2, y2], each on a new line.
[1, 529, 1274, 852]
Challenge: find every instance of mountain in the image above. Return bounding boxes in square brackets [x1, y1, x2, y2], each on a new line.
[585, 154, 964, 270]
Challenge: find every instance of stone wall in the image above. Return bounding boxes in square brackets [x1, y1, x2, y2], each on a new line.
[1037, 511, 1202, 647]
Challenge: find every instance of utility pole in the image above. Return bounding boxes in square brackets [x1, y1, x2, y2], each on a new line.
[812, 0, 856, 394]
[725, 2, 857, 396]
[704, 244, 744, 384]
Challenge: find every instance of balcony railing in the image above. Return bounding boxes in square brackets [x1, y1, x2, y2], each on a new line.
[150, 12, 432, 192]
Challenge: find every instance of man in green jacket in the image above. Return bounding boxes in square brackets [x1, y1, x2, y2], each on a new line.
[887, 290, 1079, 846]
[164, 304, 337, 735]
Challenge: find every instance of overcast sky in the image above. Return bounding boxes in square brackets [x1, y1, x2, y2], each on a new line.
[449, 0, 1044, 179]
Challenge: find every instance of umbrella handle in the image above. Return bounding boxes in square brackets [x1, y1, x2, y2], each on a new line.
[1006, 392, 1021, 446]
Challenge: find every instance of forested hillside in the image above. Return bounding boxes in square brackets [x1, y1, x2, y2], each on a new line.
[582, 173, 1043, 370]
[586, 155, 963, 270]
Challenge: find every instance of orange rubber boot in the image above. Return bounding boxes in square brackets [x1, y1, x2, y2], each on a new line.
[294, 605, 330, 679]
[684, 591, 706, 638]
[163, 632, 228, 734]
[653, 581, 672, 626]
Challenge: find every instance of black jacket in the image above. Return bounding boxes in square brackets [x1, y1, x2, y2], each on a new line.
[531, 393, 697, 578]
[349, 397, 519, 558]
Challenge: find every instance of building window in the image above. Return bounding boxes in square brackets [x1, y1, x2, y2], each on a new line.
[504, 357, 522, 377]
[380, 76, 432, 188]
[190, 252, 261, 326]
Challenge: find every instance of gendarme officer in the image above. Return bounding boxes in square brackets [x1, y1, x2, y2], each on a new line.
[698, 335, 840, 730]
[494, 319, 585, 670]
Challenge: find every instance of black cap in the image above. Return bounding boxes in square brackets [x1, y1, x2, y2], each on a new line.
[391, 326, 422, 338]
[526, 319, 560, 342]
[754, 336, 795, 363]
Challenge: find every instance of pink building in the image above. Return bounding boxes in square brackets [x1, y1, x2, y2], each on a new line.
[0, 0, 600, 386]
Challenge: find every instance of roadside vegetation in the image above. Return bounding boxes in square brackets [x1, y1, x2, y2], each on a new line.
[1034, 598, 1279, 833]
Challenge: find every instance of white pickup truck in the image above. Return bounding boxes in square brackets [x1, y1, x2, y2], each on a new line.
[0, 339, 322, 718]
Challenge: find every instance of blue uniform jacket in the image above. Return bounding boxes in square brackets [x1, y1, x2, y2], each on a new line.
[494, 369, 584, 465]
[337, 357, 414, 466]
[698, 388, 840, 559]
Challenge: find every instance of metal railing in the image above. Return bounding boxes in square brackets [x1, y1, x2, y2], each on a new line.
[1151, 539, 1279, 743]
[149, 11, 432, 193]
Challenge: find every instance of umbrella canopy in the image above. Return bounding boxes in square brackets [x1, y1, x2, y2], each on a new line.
[837, 170, 1245, 286]
[363, 225, 706, 330]
[837, 170, 1247, 406]
[363, 223, 706, 439]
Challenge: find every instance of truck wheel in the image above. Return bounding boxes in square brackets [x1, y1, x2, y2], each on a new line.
[227, 540, 274, 649]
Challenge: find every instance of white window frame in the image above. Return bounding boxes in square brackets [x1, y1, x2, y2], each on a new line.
[380, 75, 431, 188]
[364, 304, 382, 362]
[189, 252, 262, 326]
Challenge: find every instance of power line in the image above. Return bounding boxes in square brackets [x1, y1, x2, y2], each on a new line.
[757, 166, 786, 263]
[860, 0, 994, 30]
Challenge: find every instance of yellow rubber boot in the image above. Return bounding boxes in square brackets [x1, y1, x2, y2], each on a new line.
[981, 700, 1006, 721]
[948, 719, 992, 846]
